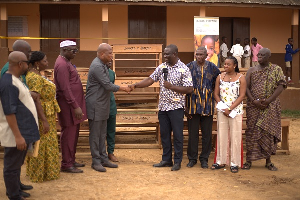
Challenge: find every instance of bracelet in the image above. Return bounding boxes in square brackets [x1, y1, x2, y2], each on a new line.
[228, 107, 231, 111]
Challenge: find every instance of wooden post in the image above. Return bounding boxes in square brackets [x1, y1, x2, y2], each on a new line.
[292, 9, 299, 83]
[102, 5, 108, 44]
[200, 7, 206, 17]
[0, 4, 8, 48]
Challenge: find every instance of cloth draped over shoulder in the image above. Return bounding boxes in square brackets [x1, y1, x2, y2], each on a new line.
[245, 63, 287, 161]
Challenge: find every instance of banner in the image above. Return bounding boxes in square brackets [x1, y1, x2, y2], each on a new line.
[194, 17, 219, 66]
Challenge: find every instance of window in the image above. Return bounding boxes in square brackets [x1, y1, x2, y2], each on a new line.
[8, 16, 28, 37]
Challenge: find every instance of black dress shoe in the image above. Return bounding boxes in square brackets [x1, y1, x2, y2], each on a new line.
[171, 163, 181, 171]
[21, 191, 30, 198]
[74, 162, 85, 168]
[153, 161, 173, 167]
[201, 161, 208, 169]
[6, 191, 30, 198]
[20, 183, 33, 190]
[187, 160, 197, 168]
[61, 166, 83, 173]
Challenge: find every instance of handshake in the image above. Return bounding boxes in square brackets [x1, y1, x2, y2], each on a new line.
[119, 84, 137, 94]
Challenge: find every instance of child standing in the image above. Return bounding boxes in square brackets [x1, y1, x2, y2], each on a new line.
[212, 56, 246, 173]
[285, 38, 299, 84]
[243, 38, 251, 68]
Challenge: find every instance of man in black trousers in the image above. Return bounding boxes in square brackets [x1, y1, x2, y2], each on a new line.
[185, 46, 220, 168]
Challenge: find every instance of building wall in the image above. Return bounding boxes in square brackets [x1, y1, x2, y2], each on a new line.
[3, 4, 294, 68]
[207, 7, 292, 54]
[80, 4, 103, 51]
[6, 4, 40, 51]
[108, 5, 128, 46]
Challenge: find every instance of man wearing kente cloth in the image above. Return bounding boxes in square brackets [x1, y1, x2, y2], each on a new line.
[242, 48, 286, 171]
[54, 40, 87, 173]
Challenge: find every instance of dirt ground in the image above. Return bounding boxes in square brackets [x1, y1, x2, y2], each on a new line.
[0, 119, 300, 200]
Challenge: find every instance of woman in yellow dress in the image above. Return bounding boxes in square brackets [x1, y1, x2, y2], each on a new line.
[26, 51, 61, 182]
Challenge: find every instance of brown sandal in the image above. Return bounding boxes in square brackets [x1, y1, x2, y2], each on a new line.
[265, 163, 278, 171]
[241, 162, 252, 170]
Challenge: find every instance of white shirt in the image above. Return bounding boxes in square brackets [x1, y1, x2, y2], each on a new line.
[220, 43, 229, 58]
[243, 45, 251, 57]
[230, 44, 244, 58]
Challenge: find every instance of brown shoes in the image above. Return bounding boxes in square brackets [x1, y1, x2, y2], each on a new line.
[61, 166, 83, 173]
[108, 154, 119, 162]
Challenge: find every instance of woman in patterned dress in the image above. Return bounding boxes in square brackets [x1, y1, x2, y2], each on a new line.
[212, 56, 246, 173]
[26, 51, 61, 182]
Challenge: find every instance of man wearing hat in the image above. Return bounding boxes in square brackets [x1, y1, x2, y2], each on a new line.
[54, 40, 87, 173]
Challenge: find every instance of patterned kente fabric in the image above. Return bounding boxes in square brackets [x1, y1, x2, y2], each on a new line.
[185, 60, 220, 115]
[245, 63, 286, 161]
[26, 71, 61, 182]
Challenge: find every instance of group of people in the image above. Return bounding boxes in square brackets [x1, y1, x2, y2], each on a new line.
[131, 44, 286, 174]
[221, 36, 300, 84]
[0, 39, 287, 199]
[220, 36, 263, 69]
[0, 40, 123, 200]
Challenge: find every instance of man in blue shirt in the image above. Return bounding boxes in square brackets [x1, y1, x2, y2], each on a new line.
[285, 38, 299, 84]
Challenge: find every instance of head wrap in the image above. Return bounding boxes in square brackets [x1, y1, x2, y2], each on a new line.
[60, 40, 76, 48]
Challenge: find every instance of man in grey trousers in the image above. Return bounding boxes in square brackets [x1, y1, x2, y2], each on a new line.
[86, 43, 131, 172]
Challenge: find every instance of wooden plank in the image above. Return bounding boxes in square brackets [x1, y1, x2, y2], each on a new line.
[113, 44, 162, 53]
[116, 114, 158, 124]
[115, 79, 160, 87]
[116, 67, 155, 77]
[115, 144, 160, 149]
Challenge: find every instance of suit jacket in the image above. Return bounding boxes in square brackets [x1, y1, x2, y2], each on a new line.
[85, 57, 120, 121]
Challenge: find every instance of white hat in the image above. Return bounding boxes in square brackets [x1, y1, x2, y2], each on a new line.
[60, 40, 76, 48]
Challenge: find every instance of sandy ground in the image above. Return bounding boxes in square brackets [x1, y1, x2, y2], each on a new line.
[0, 119, 300, 200]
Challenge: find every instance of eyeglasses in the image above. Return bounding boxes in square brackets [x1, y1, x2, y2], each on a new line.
[64, 48, 79, 53]
[20, 60, 30, 65]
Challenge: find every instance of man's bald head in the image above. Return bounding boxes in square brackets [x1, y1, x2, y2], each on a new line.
[12, 40, 31, 59]
[260, 48, 271, 57]
[8, 51, 29, 77]
[97, 43, 112, 53]
[8, 51, 27, 64]
[97, 43, 113, 64]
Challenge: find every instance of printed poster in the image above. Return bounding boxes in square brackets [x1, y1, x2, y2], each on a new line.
[194, 17, 219, 67]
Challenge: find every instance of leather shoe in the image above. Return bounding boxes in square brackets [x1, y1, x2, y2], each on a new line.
[6, 191, 30, 198]
[74, 162, 85, 168]
[153, 161, 173, 167]
[171, 163, 181, 171]
[20, 183, 33, 190]
[21, 191, 30, 198]
[92, 164, 107, 172]
[108, 154, 119, 162]
[187, 160, 197, 168]
[102, 161, 118, 168]
[61, 166, 83, 173]
[201, 161, 208, 169]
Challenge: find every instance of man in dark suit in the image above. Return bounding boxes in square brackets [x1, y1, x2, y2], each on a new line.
[86, 43, 131, 172]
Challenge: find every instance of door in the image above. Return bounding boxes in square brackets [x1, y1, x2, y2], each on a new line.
[40, 4, 80, 64]
[128, 5, 166, 49]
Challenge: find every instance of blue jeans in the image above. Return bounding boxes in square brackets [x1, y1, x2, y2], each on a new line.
[158, 108, 184, 164]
